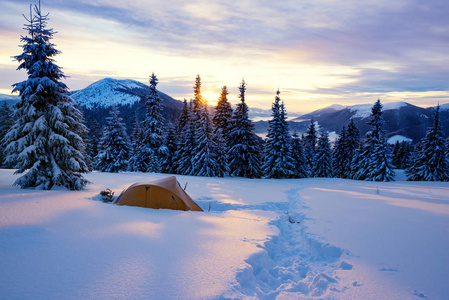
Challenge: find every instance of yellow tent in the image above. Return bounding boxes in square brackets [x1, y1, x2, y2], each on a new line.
[115, 176, 203, 211]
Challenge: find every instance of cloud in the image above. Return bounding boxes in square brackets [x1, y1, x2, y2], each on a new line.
[1, 0, 448, 111]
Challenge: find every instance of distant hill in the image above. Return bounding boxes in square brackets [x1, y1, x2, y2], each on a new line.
[0, 94, 19, 106]
[253, 101, 449, 143]
[2, 78, 448, 144]
[72, 78, 184, 134]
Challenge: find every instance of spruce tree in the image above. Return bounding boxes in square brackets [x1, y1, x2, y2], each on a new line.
[191, 105, 221, 177]
[353, 100, 395, 181]
[174, 100, 196, 175]
[314, 131, 333, 177]
[228, 80, 261, 178]
[262, 90, 295, 178]
[0, 102, 15, 167]
[161, 126, 178, 174]
[346, 119, 361, 179]
[142, 73, 165, 172]
[213, 86, 233, 142]
[3, 3, 89, 189]
[332, 126, 347, 178]
[406, 106, 449, 181]
[303, 119, 317, 176]
[290, 132, 309, 178]
[128, 115, 152, 172]
[95, 106, 130, 172]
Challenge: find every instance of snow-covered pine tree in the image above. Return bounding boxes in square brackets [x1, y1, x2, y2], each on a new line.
[191, 104, 221, 177]
[346, 119, 361, 179]
[189, 76, 222, 177]
[314, 131, 333, 177]
[0, 101, 15, 167]
[212, 85, 233, 175]
[406, 106, 449, 181]
[228, 80, 261, 178]
[290, 132, 309, 178]
[86, 119, 101, 160]
[213, 86, 233, 143]
[4, 3, 89, 189]
[262, 90, 295, 178]
[353, 100, 395, 181]
[142, 73, 165, 172]
[95, 106, 130, 172]
[174, 100, 196, 175]
[128, 115, 153, 172]
[332, 126, 347, 178]
[161, 126, 177, 174]
[303, 119, 317, 176]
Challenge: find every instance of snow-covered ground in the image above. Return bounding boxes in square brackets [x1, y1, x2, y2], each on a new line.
[0, 169, 448, 299]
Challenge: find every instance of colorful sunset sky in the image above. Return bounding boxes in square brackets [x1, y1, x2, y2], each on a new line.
[0, 0, 448, 112]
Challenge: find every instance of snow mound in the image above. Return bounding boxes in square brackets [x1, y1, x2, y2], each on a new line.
[387, 135, 413, 144]
[350, 102, 408, 119]
[72, 78, 148, 108]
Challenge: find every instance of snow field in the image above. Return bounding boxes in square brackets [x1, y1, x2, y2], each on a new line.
[1, 170, 448, 299]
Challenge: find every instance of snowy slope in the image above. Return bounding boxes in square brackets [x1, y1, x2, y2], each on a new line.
[71, 78, 148, 108]
[350, 101, 408, 119]
[1, 170, 448, 299]
[0, 93, 19, 106]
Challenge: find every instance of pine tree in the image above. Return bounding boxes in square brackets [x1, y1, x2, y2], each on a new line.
[0, 101, 15, 167]
[174, 100, 196, 175]
[290, 132, 309, 178]
[303, 119, 317, 176]
[142, 73, 165, 172]
[353, 100, 395, 181]
[189, 76, 222, 177]
[191, 105, 221, 177]
[406, 106, 449, 181]
[314, 131, 333, 177]
[262, 90, 295, 178]
[228, 80, 261, 178]
[346, 119, 361, 179]
[96, 106, 130, 172]
[213, 86, 233, 142]
[128, 115, 152, 172]
[87, 119, 101, 160]
[161, 126, 177, 174]
[3, 3, 89, 189]
[332, 126, 347, 178]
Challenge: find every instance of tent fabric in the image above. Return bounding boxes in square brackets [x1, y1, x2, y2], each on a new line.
[115, 176, 203, 211]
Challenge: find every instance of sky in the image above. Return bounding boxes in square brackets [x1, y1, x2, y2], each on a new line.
[0, 0, 448, 113]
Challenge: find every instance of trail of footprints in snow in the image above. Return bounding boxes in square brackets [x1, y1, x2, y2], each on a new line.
[202, 188, 354, 299]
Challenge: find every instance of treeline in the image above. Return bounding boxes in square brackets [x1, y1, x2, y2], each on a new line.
[1, 2, 448, 191]
[71, 73, 448, 182]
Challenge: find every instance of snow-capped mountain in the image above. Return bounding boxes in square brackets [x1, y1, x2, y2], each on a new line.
[255, 101, 449, 143]
[0, 94, 19, 106]
[73, 78, 184, 133]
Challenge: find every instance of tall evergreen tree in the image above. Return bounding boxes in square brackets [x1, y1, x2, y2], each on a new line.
[346, 119, 361, 179]
[0, 101, 15, 167]
[142, 73, 165, 172]
[290, 132, 309, 178]
[95, 106, 130, 172]
[161, 126, 178, 174]
[262, 90, 294, 178]
[228, 80, 261, 178]
[128, 115, 152, 172]
[406, 106, 449, 181]
[303, 119, 317, 176]
[3, 3, 89, 189]
[314, 131, 333, 177]
[213, 86, 233, 142]
[353, 100, 395, 181]
[174, 100, 196, 175]
[191, 105, 221, 177]
[332, 126, 347, 178]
